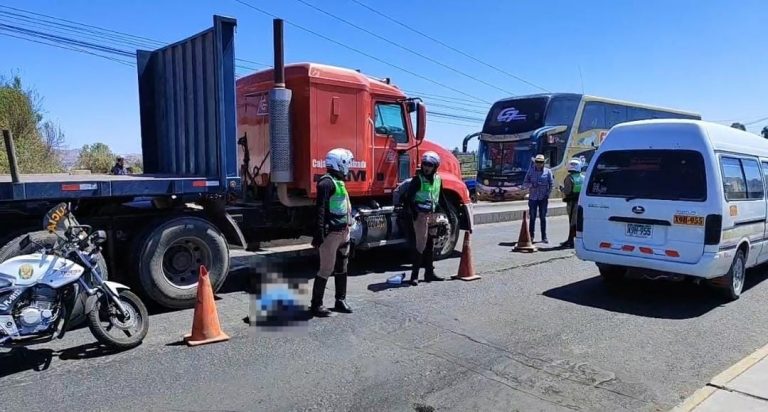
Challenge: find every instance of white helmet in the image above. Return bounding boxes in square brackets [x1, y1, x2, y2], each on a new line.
[421, 151, 441, 168]
[567, 158, 581, 172]
[325, 148, 354, 176]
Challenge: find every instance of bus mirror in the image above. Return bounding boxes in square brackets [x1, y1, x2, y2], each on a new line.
[416, 101, 426, 141]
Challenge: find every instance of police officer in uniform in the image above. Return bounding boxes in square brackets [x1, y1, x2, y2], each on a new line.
[310, 148, 355, 317]
[560, 158, 584, 248]
[404, 151, 447, 286]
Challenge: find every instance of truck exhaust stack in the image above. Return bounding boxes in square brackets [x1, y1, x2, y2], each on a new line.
[269, 18, 293, 184]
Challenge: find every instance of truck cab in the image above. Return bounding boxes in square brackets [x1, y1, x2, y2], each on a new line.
[236, 63, 473, 258]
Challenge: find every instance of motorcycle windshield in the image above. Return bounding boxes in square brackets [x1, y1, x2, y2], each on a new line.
[43, 202, 77, 234]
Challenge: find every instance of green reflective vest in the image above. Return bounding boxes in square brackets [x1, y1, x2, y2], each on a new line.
[571, 172, 584, 193]
[414, 173, 442, 213]
[325, 174, 351, 229]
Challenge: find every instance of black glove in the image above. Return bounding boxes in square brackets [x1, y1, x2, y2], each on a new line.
[312, 235, 323, 248]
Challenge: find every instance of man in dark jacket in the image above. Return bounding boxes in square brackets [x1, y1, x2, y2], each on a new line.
[402, 151, 448, 285]
[310, 148, 355, 317]
[111, 156, 126, 175]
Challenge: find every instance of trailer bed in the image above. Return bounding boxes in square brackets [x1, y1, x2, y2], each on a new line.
[0, 173, 238, 201]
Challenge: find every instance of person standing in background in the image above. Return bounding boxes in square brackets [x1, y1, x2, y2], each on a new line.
[560, 158, 584, 248]
[523, 154, 554, 244]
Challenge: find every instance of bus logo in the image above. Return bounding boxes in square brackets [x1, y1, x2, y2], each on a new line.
[497, 107, 527, 122]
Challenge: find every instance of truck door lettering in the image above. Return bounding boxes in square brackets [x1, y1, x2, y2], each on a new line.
[313, 171, 367, 183]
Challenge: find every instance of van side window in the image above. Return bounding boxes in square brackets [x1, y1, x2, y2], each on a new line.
[740, 158, 764, 199]
[762, 162, 768, 193]
[720, 157, 747, 200]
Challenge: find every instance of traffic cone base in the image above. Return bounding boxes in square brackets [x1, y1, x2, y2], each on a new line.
[183, 265, 230, 347]
[513, 211, 537, 253]
[452, 231, 482, 281]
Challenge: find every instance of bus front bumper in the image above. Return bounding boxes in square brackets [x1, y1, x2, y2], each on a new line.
[476, 184, 527, 201]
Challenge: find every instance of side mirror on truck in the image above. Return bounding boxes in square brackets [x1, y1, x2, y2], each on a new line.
[404, 98, 426, 142]
[416, 101, 426, 142]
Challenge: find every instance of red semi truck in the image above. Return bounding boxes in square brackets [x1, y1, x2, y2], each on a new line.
[0, 16, 473, 309]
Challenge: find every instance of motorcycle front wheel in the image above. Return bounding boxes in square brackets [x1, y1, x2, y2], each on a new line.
[87, 290, 149, 350]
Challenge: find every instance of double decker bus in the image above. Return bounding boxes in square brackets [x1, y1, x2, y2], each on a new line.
[465, 93, 701, 201]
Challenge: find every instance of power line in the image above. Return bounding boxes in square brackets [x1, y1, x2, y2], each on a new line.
[426, 102, 488, 116]
[232, 0, 491, 104]
[0, 5, 271, 69]
[430, 111, 485, 123]
[292, 0, 516, 97]
[0, 32, 135, 67]
[350, 0, 550, 93]
[403, 89, 492, 105]
[744, 115, 768, 126]
[0, 23, 135, 57]
[1, 5, 488, 126]
[429, 119, 483, 127]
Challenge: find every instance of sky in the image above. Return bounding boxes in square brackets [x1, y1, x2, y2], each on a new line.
[0, 0, 766, 156]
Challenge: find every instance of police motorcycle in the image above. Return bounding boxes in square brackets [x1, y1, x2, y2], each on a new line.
[0, 202, 148, 350]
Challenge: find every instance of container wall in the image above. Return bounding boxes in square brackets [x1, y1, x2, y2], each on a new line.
[137, 15, 238, 186]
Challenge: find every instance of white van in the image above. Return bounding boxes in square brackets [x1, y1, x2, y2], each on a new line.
[575, 119, 768, 300]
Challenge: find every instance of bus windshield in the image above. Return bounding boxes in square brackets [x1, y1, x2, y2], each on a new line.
[478, 141, 535, 174]
[482, 97, 548, 136]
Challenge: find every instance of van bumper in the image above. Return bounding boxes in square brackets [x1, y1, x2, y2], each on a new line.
[574, 239, 733, 279]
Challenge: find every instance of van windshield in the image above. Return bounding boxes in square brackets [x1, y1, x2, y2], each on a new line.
[586, 149, 707, 202]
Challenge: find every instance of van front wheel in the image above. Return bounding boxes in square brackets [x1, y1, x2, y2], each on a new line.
[710, 249, 746, 301]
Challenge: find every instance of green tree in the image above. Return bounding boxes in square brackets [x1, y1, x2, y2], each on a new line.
[731, 122, 747, 131]
[77, 142, 116, 174]
[127, 159, 143, 174]
[0, 75, 64, 173]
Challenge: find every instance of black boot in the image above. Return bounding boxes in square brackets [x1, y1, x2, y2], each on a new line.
[310, 276, 332, 317]
[423, 243, 444, 282]
[408, 251, 422, 286]
[333, 272, 352, 313]
[560, 227, 576, 248]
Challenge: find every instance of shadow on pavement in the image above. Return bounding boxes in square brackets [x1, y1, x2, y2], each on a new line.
[543, 267, 768, 320]
[0, 342, 126, 378]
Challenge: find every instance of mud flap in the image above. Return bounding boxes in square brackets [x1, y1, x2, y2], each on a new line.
[459, 203, 474, 233]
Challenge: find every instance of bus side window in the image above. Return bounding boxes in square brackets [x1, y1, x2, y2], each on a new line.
[578, 102, 606, 133]
[606, 104, 627, 128]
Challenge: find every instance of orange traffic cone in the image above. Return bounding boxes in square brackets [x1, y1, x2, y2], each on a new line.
[513, 211, 537, 253]
[183, 265, 230, 347]
[451, 231, 481, 281]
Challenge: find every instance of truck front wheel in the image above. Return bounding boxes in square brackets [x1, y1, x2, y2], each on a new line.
[135, 216, 230, 309]
[434, 201, 461, 260]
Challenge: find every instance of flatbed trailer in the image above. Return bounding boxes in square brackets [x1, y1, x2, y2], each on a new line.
[0, 174, 235, 201]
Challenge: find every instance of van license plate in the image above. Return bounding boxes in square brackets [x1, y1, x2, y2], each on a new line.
[626, 223, 652, 238]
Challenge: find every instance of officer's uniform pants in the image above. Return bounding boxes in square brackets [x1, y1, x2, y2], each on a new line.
[316, 227, 351, 280]
[566, 200, 578, 228]
[413, 212, 438, 254]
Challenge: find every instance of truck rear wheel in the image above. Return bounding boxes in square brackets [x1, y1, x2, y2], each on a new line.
[434, 201, 461, 260]
[135, 216, 230, 309]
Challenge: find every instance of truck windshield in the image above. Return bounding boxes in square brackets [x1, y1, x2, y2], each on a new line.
[478, 141, 535, 174]
[586, 149, 707, 202]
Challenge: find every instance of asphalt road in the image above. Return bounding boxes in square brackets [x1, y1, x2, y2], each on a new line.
[3, 216, 768, 412]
